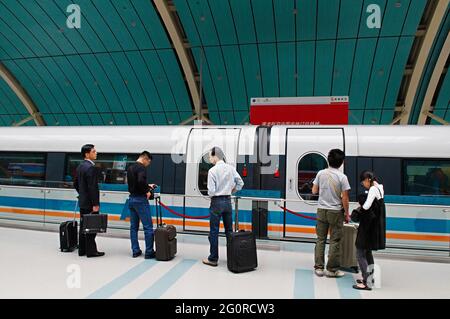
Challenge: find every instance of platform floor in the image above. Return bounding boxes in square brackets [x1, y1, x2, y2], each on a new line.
[0, 226, 449, 299]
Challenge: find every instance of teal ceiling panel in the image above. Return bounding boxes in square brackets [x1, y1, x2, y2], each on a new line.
[204, 46, 233, 110]
[80, 54, 123, 113]
[179, 112, 194, 123]
[277, 42, 296, 97]
[315, 40, 335, 96]
[187, 0, 219, 46]
[192, 47, 218, 111]
[222, 45, 248, 110]
[68, 55, 110, 113]
[0, 18, 36, 59]
[0, 116, 6, 126]
[317, 0, 340, 40]
[40, 57, 87, 114]
[349, 109, 364, 125]
[219, 111, 236, 125]
[125, 51, 162, 113]
[296, 0, 317, 41]
[363, 109, 382, 124]
[380, 109, 394, 124]
[338, 0, 364, 38]
[208, 0, 238, 45]
[52, 56, 99, 114]
[229, 0, 257, 43]
[234, 111, 250, 125]
[383, 36, 414, 109]
[113, 113, 129, 125]
[52, 0, 106, 53]
[152, 112, 168, 125]
[130, 0, 171, 48]
[64, 113, 81, 125]
[139, 112, 155, 125]
[430, 109, 446, 125]
[274, 0, 295, 42]
[208, 112, 221, 125]
[110, 52, 148, 113]
[100, 113, 114, 125]
[240, 44, 262, 100]
[358, 0, 387, 38]
[141, 51, 178, 112]
[165, 112, 182, 125]
[297, 41, 315, 96]
[366, 37, 398, 109]
[0, 80, 26, 115]
[259, 43, 279, 97]
[252, 0, 276, 43]
[2, 60, 51, 114]
[435, 70, 450, 110]
[332, 39, 357, 96]
[402, 0, 428, 36]
[111, 0, 154, 51]
[88, 113, 105, 125]
[76, 113, 93, 125]
[158, 49, 192, 112]
[125, 112, 142, 125]
[173, 0, 202, 47]
[349, 38, 377, 110]
[42, 113, 56, 126]
[53, 113, 70, 126]
[380, 0, 410, 37]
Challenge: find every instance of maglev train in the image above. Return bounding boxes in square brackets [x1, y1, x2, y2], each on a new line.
[0, 125, 449, 252]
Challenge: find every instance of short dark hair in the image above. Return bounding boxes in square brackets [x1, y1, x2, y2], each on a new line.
[81, 144, 95, 158]
[211, 146, 225, 161]
[139, 151, 152, 160]
[327, 149, 345, 169]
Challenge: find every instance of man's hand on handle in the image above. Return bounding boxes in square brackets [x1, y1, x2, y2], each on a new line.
[92, 205, 100, 213]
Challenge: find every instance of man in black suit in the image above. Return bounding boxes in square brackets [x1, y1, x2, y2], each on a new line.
[74, 144, 104, 258]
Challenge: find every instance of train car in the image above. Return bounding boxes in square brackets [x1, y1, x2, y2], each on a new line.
[0, 125, 449, 253]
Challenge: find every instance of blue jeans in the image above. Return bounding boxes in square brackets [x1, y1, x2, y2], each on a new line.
[129, 195, 155, 256]
[208, 197, 233, 262]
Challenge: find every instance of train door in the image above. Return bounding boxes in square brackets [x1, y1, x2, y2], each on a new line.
[184, 128, 241, 232]
[284, 128, 344, 239]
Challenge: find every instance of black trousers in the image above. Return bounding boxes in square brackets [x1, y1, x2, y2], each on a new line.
[79, 208, 98, 256]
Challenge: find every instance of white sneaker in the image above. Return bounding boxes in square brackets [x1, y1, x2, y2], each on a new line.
[314, 269, 325, 277]
[326, 270, 345, 278]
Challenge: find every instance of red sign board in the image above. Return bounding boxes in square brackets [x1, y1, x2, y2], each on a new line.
[250, 97, 349, 125]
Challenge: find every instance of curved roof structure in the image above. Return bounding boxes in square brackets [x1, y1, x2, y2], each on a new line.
[0, 0, 448, 126]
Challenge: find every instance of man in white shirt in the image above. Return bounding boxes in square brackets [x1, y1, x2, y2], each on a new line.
[203, 147, 244, 267]
[312, 149, 351, 278]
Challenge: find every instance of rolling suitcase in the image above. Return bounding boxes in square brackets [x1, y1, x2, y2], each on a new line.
[227, 201, 257, 273]
[340, 223, 358, 272]
[59, 201, 78, 252]
[81, 213, 108, 234]
[154, 196, 177, 261]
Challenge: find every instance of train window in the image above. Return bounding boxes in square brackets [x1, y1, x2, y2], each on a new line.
[297, 153, 328, 200]
[198, 153, 215, 196]
[65, 153, 138, 191]
[0, 152, 46, 187]
[403, 160, 450, 196]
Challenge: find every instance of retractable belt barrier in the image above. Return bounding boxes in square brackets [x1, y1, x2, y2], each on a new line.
[158, 200, 210, 220]
[277, 205, 318, 221]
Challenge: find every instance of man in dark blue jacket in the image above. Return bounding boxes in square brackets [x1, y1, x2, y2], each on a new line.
[74, 144, 104, 258]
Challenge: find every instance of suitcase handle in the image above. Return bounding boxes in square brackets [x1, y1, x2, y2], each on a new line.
[154, 196, 163, 227]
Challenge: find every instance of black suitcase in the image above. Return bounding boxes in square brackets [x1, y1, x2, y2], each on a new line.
[60, 221, 78, 252]
[154, 197, 177, 261]
[81, 213, 108, 234]
[227, 230, 258, 273]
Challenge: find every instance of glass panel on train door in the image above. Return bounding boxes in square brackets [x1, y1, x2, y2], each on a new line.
[285, 129, 344, 240]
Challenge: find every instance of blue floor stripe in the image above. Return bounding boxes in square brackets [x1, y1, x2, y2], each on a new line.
[336, 273, 361, 299]
[138, 259, 197, 299]
[87, 259, 158, 299]
[294, 269, 315, 299]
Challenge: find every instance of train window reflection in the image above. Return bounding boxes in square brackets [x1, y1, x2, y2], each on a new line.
[0, 152, 46, 187]
[403, 160, 450, 196]
[65, 154, 137, 190]
[198, 153, 214, 196]
[298, 153, 328, 200]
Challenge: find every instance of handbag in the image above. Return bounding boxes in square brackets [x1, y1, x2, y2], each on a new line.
[350, 207, 361, 223]
[81, 213, 108, 234]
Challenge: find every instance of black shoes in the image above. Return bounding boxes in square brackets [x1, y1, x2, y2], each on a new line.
[133, 250, 143, 258]
[87, 251, 105, 258]
[145, 251, 156, 259]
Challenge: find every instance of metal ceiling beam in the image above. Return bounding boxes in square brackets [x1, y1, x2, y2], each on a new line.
[0, 62, 46, 126]
[153, 0, 206, 123]
[399, 0, 449, 124]
[417, 30, 450, 125]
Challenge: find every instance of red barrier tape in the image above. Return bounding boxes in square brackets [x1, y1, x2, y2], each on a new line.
[277, 205, 318, 221]
[159, 201, 210, 220]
